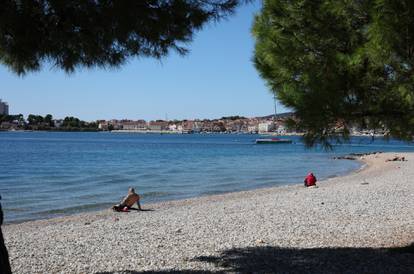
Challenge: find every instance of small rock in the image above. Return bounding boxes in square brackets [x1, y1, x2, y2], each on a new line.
[256, 239, 265, 244]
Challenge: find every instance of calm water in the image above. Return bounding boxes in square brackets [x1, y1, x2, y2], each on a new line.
[1, 132, 414, 223]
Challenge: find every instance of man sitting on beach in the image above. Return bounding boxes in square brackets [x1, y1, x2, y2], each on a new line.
[112, 187, 142, 212]
[304, 172, 317, 187]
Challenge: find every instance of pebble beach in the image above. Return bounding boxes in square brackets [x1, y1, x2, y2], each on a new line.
[3, 152, 414, 273]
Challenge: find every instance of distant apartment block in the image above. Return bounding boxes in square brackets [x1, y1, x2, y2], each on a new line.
[0, 99, 9, 115]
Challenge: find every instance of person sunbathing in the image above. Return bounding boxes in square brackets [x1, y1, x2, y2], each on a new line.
[112, 187, 142, 212]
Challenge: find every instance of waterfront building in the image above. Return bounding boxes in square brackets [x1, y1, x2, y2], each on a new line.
[109, 119, 123, 130]
[122, 120, 147, 130]
[182, 120, 194, 132]
[226, 120, 247, 132]
[148, 124, 162, 131]
[97, 120, 109, 130]
[275, 124, 287, 134]
[258, 122, 275, 133]
[248, 125, 258, 133]
[168, 124, 178, 131]
[199, 120, 213, 132]
[0, 99, 9, 115]
[149, 120, 168, 131]
[192, 121, 202, 133]
[212, 121, 226, 132]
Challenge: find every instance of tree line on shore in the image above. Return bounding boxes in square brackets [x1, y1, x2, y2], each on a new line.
[0, 114, 98, 131]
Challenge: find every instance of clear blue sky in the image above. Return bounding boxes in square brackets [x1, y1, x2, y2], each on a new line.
[0, 1, 289, 121]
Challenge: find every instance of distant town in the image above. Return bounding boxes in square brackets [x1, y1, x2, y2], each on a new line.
[97, 113, 296, 135]
[0, 99, 383, 135]
[0, 98, 300, 134]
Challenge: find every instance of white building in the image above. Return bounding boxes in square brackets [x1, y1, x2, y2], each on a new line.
[0, 99, 9, 115]
[247, 125, 258, 133]
[168, 124, 177, 131]
[98, 122, 108, 130]
[275, 124, 287, 134]
[258, 122, 275, 133]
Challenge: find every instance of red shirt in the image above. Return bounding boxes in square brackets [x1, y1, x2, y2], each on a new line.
[304, 173, 316, 187]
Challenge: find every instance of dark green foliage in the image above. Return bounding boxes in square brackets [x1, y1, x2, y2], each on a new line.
[27, 114, 54, 129]
[62, 116, 81, 128]
[253, 0, 414, 147]
[44, 114, 54, 127]
[0, 113, 98, 131]
[61, 116, 97, 130]
[0, 0, 245, 75]
[0, 113, 24, 123]
[27, 114, 44, 125]
[221, 115, 247, 120]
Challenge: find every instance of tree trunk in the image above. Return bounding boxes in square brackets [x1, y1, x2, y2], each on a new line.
[0, 200, 12, 274]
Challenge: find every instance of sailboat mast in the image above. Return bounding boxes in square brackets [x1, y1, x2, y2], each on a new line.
[273, 94, 277, 121]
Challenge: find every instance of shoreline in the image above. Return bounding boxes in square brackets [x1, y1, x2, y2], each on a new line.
[3, 152, 413, 273]
[1, 153, 374, 227]
[3, 153, 364, 225]
[2, 129, 389, 137]
[3, 155, 365, 226]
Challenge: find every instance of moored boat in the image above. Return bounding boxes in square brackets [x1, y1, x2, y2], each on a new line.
[255, 138, 293, 144]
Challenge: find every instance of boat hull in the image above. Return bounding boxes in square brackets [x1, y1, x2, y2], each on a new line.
[255, 138, 293, 144]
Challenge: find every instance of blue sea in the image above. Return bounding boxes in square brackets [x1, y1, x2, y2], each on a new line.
[1, 132, 414, 223]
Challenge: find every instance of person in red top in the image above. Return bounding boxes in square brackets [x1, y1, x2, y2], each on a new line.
[304, 172, 317, 187]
